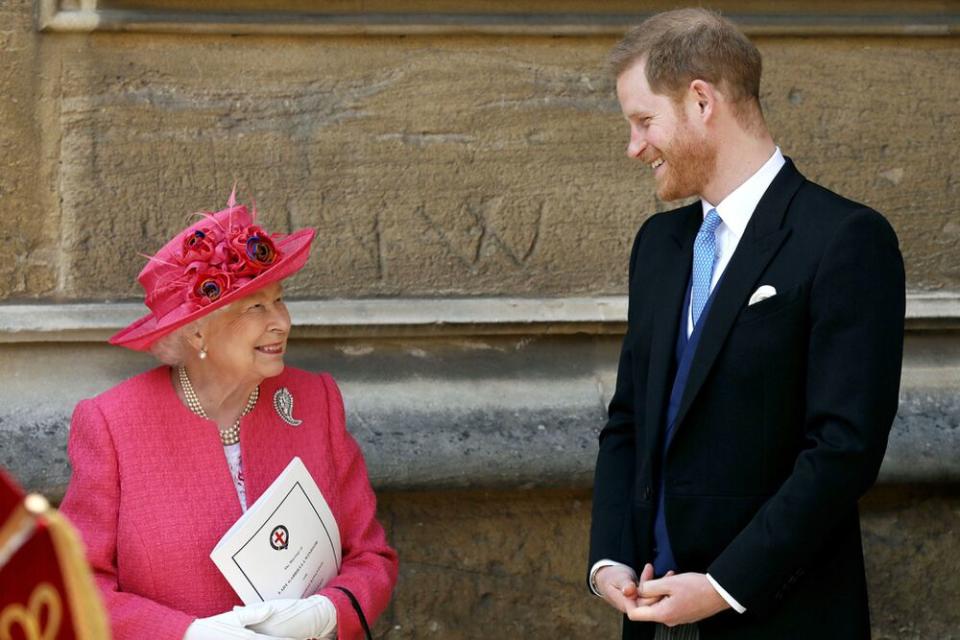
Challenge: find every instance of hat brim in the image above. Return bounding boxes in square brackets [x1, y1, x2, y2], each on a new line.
[109, 228, 315, 352]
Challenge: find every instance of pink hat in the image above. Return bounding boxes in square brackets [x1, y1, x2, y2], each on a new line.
[110, 195, 315, 352]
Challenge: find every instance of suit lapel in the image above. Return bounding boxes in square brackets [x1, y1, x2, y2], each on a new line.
[669, 160, 805, 440]
[643, 204, 701, 456]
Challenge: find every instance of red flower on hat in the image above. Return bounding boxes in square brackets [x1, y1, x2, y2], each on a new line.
[177, 218, 283, 310]
[228, 225, 280, 276]
[211, 243, 247, 276]
[189, 267, 232, 307]
[180, 227, 218, 265]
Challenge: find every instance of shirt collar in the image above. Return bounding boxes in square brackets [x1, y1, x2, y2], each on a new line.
[701, 147, 786, 238]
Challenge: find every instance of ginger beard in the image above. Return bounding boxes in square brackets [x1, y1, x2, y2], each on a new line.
[651, 106, 718, 202]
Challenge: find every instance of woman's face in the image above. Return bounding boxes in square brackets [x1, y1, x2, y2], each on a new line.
[198, 282, 291, 384]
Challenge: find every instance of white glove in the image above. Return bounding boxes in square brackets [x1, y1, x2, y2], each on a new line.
[183, 610, 298, 640]
[233, 595, 337, 640]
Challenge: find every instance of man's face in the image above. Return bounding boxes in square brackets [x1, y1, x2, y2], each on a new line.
[616, 61, 717, 201]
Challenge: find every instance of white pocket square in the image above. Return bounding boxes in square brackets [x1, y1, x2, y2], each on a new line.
[748, 285, 777, 306]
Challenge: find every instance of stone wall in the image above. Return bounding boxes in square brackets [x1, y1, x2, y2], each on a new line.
[1, 0, 958, 637]
[1, 3, 959, 300]
[375, 486, 960, 639]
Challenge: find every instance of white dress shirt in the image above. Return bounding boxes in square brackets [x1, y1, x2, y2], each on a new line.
[591, 147, 786, 614]
[688, 147, 786, 336]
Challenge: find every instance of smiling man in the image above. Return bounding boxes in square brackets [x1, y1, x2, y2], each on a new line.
[588, 9, 905, 640]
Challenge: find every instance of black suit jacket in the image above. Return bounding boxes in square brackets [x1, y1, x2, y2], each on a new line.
[589, 160, 905, 639]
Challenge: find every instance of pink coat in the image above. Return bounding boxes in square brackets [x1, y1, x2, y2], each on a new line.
[61, 366, 398, 640]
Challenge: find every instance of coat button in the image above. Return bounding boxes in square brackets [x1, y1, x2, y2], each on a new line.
[642, 486, 654, 500]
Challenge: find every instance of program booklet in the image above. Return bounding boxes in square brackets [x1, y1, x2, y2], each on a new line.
[210, 456, 342, 604]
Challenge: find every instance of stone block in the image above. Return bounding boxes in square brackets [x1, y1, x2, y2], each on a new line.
[2, 333, 957, 498]
[372, 486, 960, 638]
[860, 486, 960, 640]
[758, 38, 960, 291]
[42, 32, 960, 300]
[0, 0, 58, 300]
[374, 489, 619, 638]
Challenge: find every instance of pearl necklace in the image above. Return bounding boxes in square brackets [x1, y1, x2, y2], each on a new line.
[177, 366, 259, 446]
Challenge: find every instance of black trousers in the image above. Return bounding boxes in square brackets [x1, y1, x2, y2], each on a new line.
[653, 624, 699, 640]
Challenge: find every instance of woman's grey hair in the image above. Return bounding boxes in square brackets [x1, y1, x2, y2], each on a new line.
[149, 323, 197, 366]
[147, 300, 234, 365]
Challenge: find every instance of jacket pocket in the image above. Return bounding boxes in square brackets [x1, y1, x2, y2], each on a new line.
[735, 284, 804, 326]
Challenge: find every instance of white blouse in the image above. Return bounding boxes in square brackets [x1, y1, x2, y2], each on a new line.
[222, 443, 247, 511]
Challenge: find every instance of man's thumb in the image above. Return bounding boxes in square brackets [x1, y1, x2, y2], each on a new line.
[639, 577, 671, 598]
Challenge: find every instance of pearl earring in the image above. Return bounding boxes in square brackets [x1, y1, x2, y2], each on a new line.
[199, 346, 207, 360]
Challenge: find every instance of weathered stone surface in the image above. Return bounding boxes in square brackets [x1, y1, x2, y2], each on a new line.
[0, 0, 58, 300]
[883, 389, 960, 483]
[374, 489, 618, 638]
[0, 409, 67, 498]
[370, 486, 960, 639]
[861, 485, 960, 640]
[759, 39, 960, 291]
[3, 20, 953, 301]
[3, 334, 957, 499]
[51, 35, 630, 299]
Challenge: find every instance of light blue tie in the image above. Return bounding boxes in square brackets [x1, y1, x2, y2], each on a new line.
[691, 208, 722, 327]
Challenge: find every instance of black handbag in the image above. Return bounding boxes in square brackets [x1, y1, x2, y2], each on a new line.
[333, 586, 373, 640]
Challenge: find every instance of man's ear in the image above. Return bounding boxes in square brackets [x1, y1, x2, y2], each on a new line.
[688, 79, 716, 123]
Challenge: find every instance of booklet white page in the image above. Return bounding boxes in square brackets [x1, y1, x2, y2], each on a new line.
[211, 456, 342, 604]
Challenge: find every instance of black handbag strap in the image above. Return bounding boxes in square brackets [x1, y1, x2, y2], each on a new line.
[333, 586, 373, 640]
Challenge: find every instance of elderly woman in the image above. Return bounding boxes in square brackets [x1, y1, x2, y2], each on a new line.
[60, 195, 397, 640]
